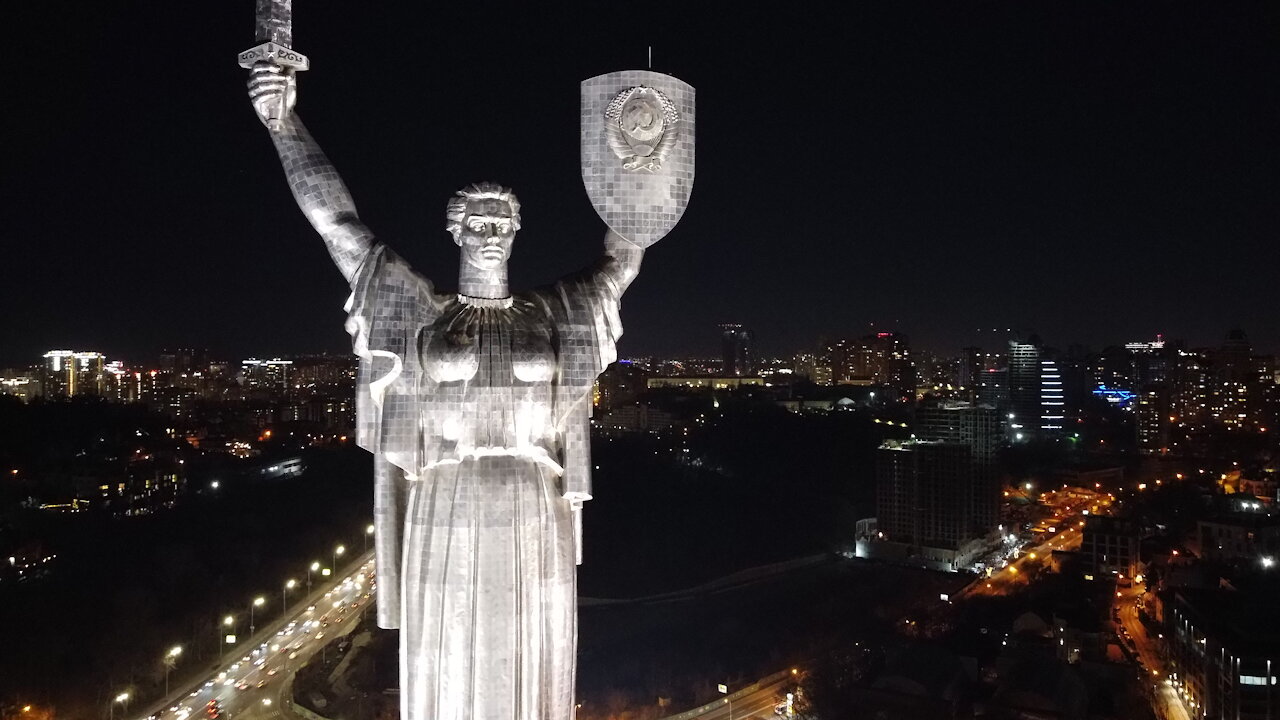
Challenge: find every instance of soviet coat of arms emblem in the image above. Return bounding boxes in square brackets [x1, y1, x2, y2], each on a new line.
[605, 86, 681, 172]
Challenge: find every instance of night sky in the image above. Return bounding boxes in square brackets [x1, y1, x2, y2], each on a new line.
[5, 3, 1279, 365]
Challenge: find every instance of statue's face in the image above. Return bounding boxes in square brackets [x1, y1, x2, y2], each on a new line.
[457, 197, 516, 270]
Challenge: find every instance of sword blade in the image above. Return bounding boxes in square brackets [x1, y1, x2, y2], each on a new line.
[254, 0, 293, 48]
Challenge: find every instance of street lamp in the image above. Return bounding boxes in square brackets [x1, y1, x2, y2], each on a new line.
[364, 524, 374, 552]
[110, 692, 130, 720]
[333, 544, 346, 571]
[250, 596, 265, 634]
[718, 683, 733, 720]
[221, 615, 235, 660]
[308, 560, 320, 592]
[283, 578, 297, 609]
[163, 645, 182, 696]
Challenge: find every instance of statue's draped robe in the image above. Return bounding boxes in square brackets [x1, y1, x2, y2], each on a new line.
[344, 244, 621, 720]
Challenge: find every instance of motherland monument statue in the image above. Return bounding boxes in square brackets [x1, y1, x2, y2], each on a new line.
[241, 2, 694, 718]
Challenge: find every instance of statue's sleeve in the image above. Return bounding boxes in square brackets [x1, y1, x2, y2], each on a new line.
[343, 243, 446, 628]
[545, 261, 625, 504]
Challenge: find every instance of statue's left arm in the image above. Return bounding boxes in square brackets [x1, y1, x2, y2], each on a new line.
[599, 228, 645, 295]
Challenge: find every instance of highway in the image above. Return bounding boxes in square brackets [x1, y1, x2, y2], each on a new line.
[688, 676, 795, 720]
[136, 553, 376, 720]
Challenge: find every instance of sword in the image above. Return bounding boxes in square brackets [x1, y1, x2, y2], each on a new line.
[237, 0, 309, 131]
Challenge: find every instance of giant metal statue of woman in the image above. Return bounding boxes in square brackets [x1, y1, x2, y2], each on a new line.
[246, 48, 693, 720]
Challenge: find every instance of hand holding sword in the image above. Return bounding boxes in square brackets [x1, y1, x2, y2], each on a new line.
[238, 0, 308, 131]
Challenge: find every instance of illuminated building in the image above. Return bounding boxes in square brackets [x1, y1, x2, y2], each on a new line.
[1135, 385, 1170, 454]
[961, 347, 1004, 402]
[1168, 588, 1280, 720]
[646, 376, 764, 390]
[1210, 329, 1254, 429]
[822, 332, 915, 396]
[791, 352, 829, 385]
[1172, 349, 1210, 425]
[240, 358, 292, 391]
[42, 350, 106, 397]
[719, 323, 754, 376]
[104, 361, 138, 403]
[594, 360, 649, 411]
[1008, 338, 1062, 440]
[0, 371, 40, 402]
[598, 403, 675, 432]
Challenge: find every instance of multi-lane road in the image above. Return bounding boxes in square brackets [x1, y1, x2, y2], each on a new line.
[679, 676, 794, 720]
[136, 553, 376, 720]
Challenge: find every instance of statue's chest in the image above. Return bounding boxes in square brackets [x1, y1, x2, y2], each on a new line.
[421, 302, 556, 385]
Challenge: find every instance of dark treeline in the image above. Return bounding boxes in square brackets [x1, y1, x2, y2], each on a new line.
[580, 401, 897, 598]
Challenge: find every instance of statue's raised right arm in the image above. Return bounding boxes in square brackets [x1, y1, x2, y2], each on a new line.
[248, 62, 372, 283]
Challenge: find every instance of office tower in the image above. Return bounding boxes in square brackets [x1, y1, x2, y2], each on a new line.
[1008, 339, 1041, 440]
[1007, 337, 1063, 440]
[719, 324, 753, 376]
[1040, 355, 1065, 434]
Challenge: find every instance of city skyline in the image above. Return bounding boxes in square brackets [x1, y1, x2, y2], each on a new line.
[4, 4, 1279, 362]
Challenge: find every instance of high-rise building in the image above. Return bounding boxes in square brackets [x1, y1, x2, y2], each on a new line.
[719, 324, 753, 377]
[1135, 385, 1170, 454]
[875, 440, 984, 571]
[1008, 340, 1041, 440]
[42, 350, 106, 397]
[821, 332, 915, 396]
[1040, 356, 1065, 434]
[240, 358, 292, 391]
[915, 402, 1003, 536]
[1007, 337, 1063, 441]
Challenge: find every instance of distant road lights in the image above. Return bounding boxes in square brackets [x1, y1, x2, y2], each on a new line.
[1263, 557, 1275, 569]
[209, 480, 220, 490]
[365, 524, 375, 551]
[334, 544, 346, 570]
[308, 560, 321, 591]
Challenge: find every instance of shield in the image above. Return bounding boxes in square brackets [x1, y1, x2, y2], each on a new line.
[581, 71, 695, 248]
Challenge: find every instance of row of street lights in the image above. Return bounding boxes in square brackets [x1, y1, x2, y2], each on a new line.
[120, 530, 373, 713]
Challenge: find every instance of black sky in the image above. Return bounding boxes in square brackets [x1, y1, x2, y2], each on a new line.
[4, 3, 1279, 365]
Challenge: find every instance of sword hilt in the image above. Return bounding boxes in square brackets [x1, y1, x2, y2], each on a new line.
[239, 42, 309, 131]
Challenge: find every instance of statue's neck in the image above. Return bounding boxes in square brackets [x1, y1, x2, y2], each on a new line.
[458, 259, 510, 299]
